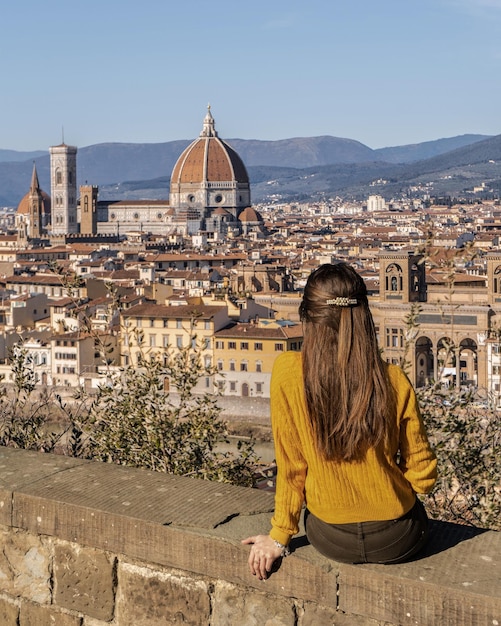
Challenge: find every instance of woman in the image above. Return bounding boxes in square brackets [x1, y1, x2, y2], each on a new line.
[243, 263, 437, 580]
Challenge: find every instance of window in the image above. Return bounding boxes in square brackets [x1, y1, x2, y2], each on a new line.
[228, 341, 237, 350]
[229, 360, 236, 372]
[136, 318, 142, 328]
[256, 361, 262, 373]
[217, 360, 223, 371]
[150, 319, 155, 327]
[176, 336, 183, 348]
[240, 361, 248, 372]
[386, 328, 403, 348]
[176, 319, 182, 329]
[256, 382, 263, 393]
[163, 319, 169, 328]
[254, 342, 263, 351]
[229, 381, 236, 392]
[163, 335, 169, 348]
[204, 320, 211, 330]
[149, 335, 156, 348]
[240, 342, 249, 350]
[215, 340, 224, 349]
[275, 343, 284, 352]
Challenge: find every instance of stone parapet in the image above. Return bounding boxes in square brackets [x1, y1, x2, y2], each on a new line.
[0, 446, 498, 625]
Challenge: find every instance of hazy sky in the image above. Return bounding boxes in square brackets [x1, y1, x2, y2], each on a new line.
[3, 0, 501, 151]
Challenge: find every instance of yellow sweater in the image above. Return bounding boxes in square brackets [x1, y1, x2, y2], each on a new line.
[269, 351, 437, 546]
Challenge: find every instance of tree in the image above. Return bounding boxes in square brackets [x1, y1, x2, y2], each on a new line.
[0, 343, 87, 455]
[417, 384, 500, 530]
[82, 321, 258, 486]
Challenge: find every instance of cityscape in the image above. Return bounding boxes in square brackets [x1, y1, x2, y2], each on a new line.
[1, 108, 501, 410]
[1, 0, 500, 619]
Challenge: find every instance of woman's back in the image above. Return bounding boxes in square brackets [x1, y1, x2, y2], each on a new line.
[271, 351, 436, 530]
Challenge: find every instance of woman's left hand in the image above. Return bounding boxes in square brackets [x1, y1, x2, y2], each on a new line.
[241, 534, 284, 580]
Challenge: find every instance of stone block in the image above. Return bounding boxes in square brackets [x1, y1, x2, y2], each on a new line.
[54, 542, 115, 621]
[211, 581, 296, 625]
[115, 561, 211, 626]
[338, 565, 501, 626]
[0, 488, 12, 526]
[0, 528, 50, 603]
[301, 602, 388, 626]
[0, 597, 19, 625]
[19, 601, 82, 626]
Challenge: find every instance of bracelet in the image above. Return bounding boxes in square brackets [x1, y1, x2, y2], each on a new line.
[273, 540, 291, 557]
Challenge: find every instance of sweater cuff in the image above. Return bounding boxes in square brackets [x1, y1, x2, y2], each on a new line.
[270, 527, 292, 547]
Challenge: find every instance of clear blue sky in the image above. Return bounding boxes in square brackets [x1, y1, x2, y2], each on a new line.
[2, 0, 501, 151]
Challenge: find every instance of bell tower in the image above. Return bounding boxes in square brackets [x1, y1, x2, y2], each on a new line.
[79, 185, 99, 235]
[378, 251, 426, 303]
[50, 142, 78, 234]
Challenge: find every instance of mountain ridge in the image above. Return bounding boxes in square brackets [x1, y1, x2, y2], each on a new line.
[0, 133, 497, 206]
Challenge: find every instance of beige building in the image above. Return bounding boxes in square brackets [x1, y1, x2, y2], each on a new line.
[372, 250, 495, 398]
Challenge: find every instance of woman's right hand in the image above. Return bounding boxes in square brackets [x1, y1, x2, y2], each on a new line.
[241, 534, 284, 580]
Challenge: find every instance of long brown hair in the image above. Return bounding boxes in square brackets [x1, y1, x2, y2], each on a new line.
[300, 263, 395, 461]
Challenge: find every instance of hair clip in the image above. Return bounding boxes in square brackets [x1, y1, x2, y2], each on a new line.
[326, 297, 358, 306]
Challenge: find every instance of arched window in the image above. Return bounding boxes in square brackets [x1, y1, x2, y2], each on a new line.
[494, 265, 501, 294]
[385, 263, 403, 292]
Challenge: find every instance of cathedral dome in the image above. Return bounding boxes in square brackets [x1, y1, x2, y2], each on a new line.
[170, 107, 249, 186]
[169, 107, 251, 226]
[17, 190, 51, 215]
[239, 206, 262, 223]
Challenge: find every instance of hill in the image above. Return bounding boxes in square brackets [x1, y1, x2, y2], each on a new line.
[0, 133, 496, 206]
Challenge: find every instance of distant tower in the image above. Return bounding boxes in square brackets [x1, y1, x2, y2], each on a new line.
[79, 185, 99, 235]
[15, 162, 51, 242]
[379, 250, 426, 303]
[367, 194, 386, 212]
[50, 143, 78, 234]
[27, 163, 44, 238]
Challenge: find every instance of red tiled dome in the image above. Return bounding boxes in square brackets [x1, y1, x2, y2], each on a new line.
[239, 206, 262, 222]
[17, 164, 51, 216]
[171, 107, 249, 185]
[17, 190, 51, 215]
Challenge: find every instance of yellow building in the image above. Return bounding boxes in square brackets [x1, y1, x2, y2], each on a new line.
[213, 320, 303, 397]
[120, 302, 231, 392]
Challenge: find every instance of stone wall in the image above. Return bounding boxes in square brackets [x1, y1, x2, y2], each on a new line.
[0, 446, 499, 625]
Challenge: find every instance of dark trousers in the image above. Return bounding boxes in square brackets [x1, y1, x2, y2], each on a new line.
[304, 498, 429, 564]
